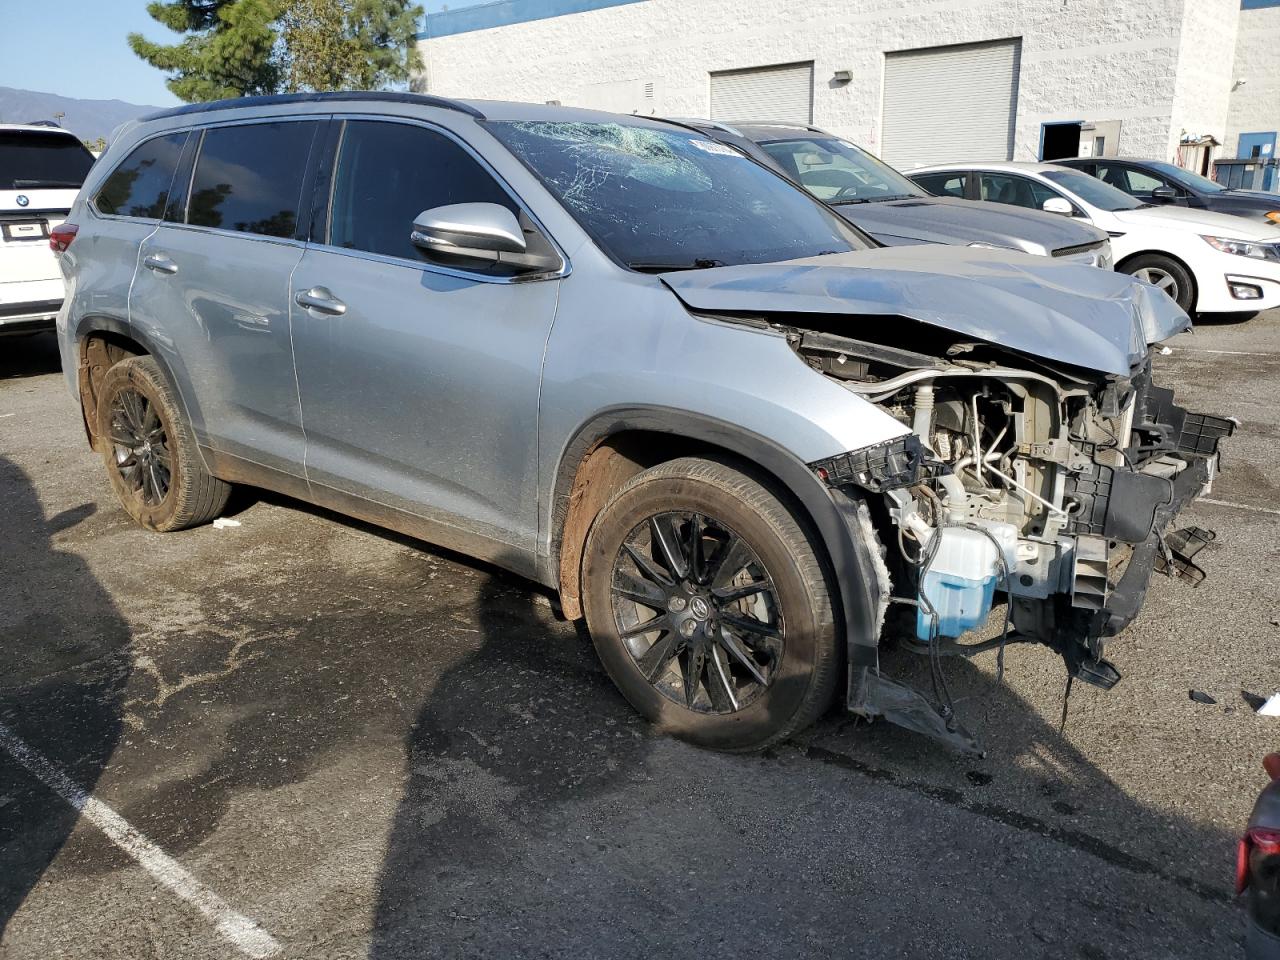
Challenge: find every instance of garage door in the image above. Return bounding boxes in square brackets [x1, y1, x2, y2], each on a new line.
[710, 62, 814, 124]
[881, 39, 1021, 168]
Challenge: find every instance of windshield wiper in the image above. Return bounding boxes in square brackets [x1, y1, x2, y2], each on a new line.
[862, 194, 918, 203]
[627, 258, 728, 273]
[11, 179, 83, 189]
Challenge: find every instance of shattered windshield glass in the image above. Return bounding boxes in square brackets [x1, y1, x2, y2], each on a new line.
[487, 120, 870, 270]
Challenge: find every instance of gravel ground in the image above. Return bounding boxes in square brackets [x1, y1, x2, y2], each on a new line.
[0, 313, 1276, 960]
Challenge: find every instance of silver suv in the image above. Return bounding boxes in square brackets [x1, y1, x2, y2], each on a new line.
[54, 94, 1232, 753]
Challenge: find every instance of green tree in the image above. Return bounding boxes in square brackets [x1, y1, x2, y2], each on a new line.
[281, 0, 423, 93]
[130, 0, 424, 103]
[129, 0, 285, 102]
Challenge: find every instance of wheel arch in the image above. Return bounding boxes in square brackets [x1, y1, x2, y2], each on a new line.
[1115, 249, 1199, 311]
[549, 406, 884, 668]
[73, 316, 196, 455]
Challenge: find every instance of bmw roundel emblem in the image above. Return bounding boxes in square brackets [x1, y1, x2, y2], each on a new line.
[16, 195, 29, 207]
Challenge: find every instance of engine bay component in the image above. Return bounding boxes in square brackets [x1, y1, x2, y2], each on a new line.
[799, 323, 1233, 751]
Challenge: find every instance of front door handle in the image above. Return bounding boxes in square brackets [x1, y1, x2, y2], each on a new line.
[142, 254, 178, 275]
[294, 286, 347, 316]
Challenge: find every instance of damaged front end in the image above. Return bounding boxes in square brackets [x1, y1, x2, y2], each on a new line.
[800, 325, 1233, 754]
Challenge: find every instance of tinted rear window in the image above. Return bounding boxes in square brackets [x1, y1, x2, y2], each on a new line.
[94, 133, 187, 218]
[0, 130, 95, 191]
[187, 121, 317, 238]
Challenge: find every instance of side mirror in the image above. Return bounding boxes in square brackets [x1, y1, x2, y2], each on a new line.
[1151, 185, 1178, 201]
[411, 202, 527, 258]
[410, 202, 562, 274]
[1041, 196, 1074, 216]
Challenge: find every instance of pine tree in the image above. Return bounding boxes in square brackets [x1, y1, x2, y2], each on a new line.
[130, 0, 424, 103]
[129, 0, 285, 102]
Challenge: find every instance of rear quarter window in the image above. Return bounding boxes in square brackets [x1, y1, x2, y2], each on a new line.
[186, 121, 318, 239]
[94, 133, 188, 219]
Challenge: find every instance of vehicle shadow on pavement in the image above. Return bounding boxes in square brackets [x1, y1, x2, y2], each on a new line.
[368, 577, 1244, 958]
[368, 558, 656, 958]
[0, 333, 62, 381]
[0, 455, 130, 938]
[815, 635, 1244, 903]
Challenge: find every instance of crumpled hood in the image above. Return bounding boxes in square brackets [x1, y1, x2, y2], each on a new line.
[835, 195, 1107, 254]
[660, 245, 1189, 376]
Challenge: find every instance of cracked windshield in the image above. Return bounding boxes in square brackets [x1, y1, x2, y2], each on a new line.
[488, 120, 870, 270]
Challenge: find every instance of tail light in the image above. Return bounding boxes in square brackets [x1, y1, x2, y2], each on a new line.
[1238, 828, 1280, 893]
[50, 223, 78, 253]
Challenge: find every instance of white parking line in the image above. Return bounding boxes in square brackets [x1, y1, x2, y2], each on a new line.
[0, 722, 282, 958]
[1199, 497, 1280, 517]
[1172, 347, 1278, 357]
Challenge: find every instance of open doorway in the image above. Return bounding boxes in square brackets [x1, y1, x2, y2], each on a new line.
[1040, 121, 1082, 161]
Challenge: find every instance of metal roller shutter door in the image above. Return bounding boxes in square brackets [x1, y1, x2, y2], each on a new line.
[710, 62, 814, 124]
[881, 39, 1022, 168]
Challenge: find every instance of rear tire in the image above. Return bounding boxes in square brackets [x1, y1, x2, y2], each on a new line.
[581, 457, 839, 751]
[1121, 254, 1195, 313]
[95, 356, 230, 532]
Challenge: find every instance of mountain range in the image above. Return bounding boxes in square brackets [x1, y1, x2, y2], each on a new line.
[0, 86, 166, 143]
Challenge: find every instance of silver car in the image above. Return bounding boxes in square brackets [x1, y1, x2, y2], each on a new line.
[678, 119, 1115, 269]
[54, 94, 1231, 753]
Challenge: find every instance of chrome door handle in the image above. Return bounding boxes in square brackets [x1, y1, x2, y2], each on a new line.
[294, 286, 347, 316]
[143, 254, 178, 275]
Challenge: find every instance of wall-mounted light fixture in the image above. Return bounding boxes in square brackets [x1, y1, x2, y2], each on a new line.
[832, 70, 853, 84]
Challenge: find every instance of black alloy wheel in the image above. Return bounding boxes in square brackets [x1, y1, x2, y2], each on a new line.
[107, 387, 173, 508]
[611, 511, 783, 714]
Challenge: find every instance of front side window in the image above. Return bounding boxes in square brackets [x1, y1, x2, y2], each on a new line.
[187, 121, 318, 238]
[94, 133, 187, 219]
[914, 172, 967, 198]
[758, 137, 924, 203]
[0, 130, 96, 191]
[978, 173, 1062, 211]
[1143, 160, 1225, 195]
[327, 120, 519, 262]
[487, 119, 870, 270]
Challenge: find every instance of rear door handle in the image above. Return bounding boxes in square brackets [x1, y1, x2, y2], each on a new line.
[294, 286, 347, 316]
[143, 254, 178, 275]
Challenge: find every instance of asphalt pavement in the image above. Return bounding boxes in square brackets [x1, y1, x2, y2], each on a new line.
[0, 313, 1277, 959]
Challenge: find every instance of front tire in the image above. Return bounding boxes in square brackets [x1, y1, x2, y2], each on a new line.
[581, 457, 839, 751]
[95, 356, 230, 532]
[1122, 254, 1195, 313]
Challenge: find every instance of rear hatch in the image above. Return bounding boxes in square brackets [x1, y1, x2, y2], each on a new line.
[0, 128, 95, 317]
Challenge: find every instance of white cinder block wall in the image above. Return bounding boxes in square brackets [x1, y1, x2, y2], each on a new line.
[417, 0, 1254, 164]
[1169, 0, 1241, 157]
[1224, 4, 1280, 157]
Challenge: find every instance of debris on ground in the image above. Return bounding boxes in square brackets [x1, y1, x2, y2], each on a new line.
[1258, 695, 1280, 718]
[212, 517, 242, 530]
[1189, 690, 1218, 705]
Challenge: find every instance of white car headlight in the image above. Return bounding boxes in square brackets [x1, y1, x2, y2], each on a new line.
[1201, 235, 1280, 261]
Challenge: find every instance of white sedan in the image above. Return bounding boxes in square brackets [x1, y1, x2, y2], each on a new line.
[911, 160, 1280, 317]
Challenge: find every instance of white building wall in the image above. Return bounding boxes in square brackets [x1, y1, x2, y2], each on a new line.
[1224, 4, 1280, 157]
[418, 0, 1204, 162]
[1168, 0, 1241, 159]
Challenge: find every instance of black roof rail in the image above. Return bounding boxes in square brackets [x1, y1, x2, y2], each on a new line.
[139, 90, 486, 123]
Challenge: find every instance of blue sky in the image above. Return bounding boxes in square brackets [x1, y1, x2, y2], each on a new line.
[0, 0, 488, 107]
